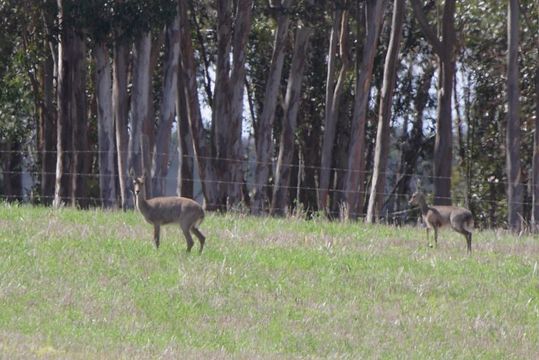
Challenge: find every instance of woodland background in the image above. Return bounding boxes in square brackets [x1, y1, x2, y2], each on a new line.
[0, 0, 537, 231]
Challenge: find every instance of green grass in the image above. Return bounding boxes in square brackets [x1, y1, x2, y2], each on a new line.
[0, 203, 538, 358]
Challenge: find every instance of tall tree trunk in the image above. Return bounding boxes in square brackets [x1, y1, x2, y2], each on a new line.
[128, 32, 151, 181]
[142, 31, 166, 197]
[394, 62, 434, 213]
[0, 142, 23, 202]
[71, 37, 92, 207]
[410, 0, 456, 205]
[113, 39, 130, 209]
[343, 0, 386, 218]
[95, 42, 117, 208]
[40, 43, 56, 204]
[251, 0, 291, 214]
[532, 40, 539, 232]
[319, 9, 351, 212]
[179, 0, 219, 209]
[152, 11, 181, 197]
[366, 0, 406, 223]
[270, 24, 312, 216]
[53, 22, 68, 208]
[213, 0, 253, 208]
[506, 0, 522, 232]
[54, 1, 80, 208]
[177, 60, 194, 198]
[213, 0, 233, 208]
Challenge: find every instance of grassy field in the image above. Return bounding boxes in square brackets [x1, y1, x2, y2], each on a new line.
[0, 203, 538, 359]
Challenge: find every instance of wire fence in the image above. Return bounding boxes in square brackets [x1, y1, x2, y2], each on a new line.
[1, 149, 537, 224]
[0, 148, 535, 187]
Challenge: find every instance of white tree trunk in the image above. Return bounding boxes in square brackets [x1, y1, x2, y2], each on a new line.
[271, 24, 312, 216]
[251, 2, 291, 214]
[113, 40, 130, 209]
[506, 0, 522, 231]
[532, 45, 539, 232]
[128, 32, 151, 182]
[319, 9, 351, 211]
[366, 0, 406, 223]
[152, 11, 181, 197]
[343, 0, 386, 218]
[179, 0, 219, 209]
[95, 42, 117, 208]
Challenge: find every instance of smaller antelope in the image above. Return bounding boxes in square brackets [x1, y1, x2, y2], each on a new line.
[133, 176, 206, 253]
[409, 191, 474, 254]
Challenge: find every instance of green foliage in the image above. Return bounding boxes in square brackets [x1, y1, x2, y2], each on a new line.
[0, 61, 33, 143]
[0, 205, 538, 357]
[61, 0, 177, 44]
[455, 0, 538, 226]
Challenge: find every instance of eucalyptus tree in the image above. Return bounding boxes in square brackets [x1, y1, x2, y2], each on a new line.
[343, 0, 387, 218]
[506, 0, 522, 231]
[124, 0, 175, 198]
[251, 0, 292, 214]
[271, 1, 314, 216]
[410, 0, 457, 206]
[318, 1, 352, 213]
[366, 0, 406, 223]
[113, 0, 131, 210]
[213, 0, 253, 209]
[53, 0, 90, 208]
[84, 0, 117, 208]
[178, 0, 220, 209]
[152, 4, 181, 197]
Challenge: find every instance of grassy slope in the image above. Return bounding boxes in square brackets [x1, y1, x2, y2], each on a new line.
[0, 204, 538, 358]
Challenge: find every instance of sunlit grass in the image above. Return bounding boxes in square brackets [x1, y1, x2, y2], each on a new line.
[0, 203, 538, 358]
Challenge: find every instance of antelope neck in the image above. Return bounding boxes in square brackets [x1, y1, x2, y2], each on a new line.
[417, 197, 430, 215]
[136, 192, 150, 214]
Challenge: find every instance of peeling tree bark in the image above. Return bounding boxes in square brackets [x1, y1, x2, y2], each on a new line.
[213, 0, 253, 208]
[128, 32, 151, 182]
[95, 42, 117, 208]
[506, 0, 522, 232]
[179, 0, 219, 209]
[113, 39, 130, 209]
[152, 10, 181, 197]
[343, 0, 386, 218]
[54, 1, 87, 208]
[532, 40, 539, 232]
[176, 60, 194, 198]
[366, 0, 406, 223]
[271, 24, 312, 216]
[319, 8, 351, 213]
[410, 0, 457, 205]
[251, 0, 291, 214]
[39, 43, 56, 204]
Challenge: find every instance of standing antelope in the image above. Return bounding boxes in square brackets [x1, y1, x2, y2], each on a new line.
[408, 191, 474, 254]
[133, 176, 206, 253]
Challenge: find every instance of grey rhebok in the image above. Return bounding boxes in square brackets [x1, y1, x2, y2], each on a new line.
[133, 176, 206, 253]
[409, 191, 474, 254]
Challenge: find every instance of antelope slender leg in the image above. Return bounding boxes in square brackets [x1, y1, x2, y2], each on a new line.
[466, 232, 472, 254]
[153, 225, 161, 248]
[192, 227, 206, 253]
[433, 227, 438, 248]
[182, 229, 195, 253]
